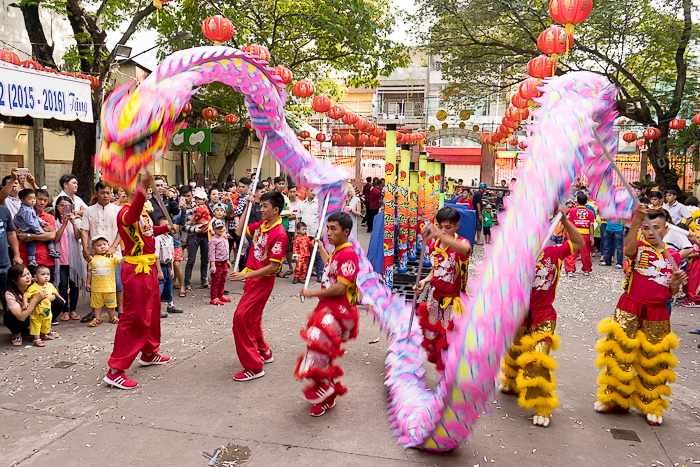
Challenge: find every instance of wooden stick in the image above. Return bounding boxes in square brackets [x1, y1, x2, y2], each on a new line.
[405, 244, 427, 341]
[145, 171, 175, 230]
[538, 212, 563, 258]
[233, 135, 268, 273]
[301, 196, 331, 303]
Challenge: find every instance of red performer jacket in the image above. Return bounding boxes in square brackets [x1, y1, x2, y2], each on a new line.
[319, 243, 359, 312]
[624, 238, 681, 302]
[428, 234, 470, 297]
[244, 218, 287, 274]
[118, 189, 170, 257]
[530, 241, 574, 311]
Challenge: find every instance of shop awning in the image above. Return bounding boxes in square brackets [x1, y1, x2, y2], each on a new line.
[0, 61, 94, 122]
[427, 147, 481, 165]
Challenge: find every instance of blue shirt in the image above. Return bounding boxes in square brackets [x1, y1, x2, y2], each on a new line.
[0, 205, 16, 267]
[605, 220, 624, 232]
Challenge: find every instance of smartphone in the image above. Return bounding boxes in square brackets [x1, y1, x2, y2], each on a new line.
[15, 168, 29, 176]
[64, 204, 72, 214]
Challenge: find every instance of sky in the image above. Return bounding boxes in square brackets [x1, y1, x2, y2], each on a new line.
[105, 0, 418, 71]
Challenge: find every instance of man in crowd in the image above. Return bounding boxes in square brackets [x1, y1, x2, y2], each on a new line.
[80, 181, 124, 315]
[473, 183, 485, 245]
[149, 176, 180, 224]
[0, 201, 22, 311]
[284, 185, 301, 278]
[0, 169, 24, 217]
[274, 176, 295, 278]
[361, 176, 372, 227]
[300, 188, 322, 282]
[53, 174, 88, 214]
[663, 189, 690, 225]
[182, 186, 209, 291]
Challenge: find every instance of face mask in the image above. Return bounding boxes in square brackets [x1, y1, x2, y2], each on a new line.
[189, 182, 196, 188]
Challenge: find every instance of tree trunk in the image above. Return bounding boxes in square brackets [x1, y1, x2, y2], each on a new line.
[647, 124, 682, 193]
[216, 128, 250, 185]
[33, 118, 45, 186]
[16, 3, 56, 68]
[70, 120, 97, 202]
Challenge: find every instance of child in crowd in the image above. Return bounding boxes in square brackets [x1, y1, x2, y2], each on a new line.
[209, 219, 231, 306]
[297, 212, 360, 416]
[482, 204, 493, 244]
[208, 202, 229, 240]
[25, 264, 59, 346]
[15, 189, 60, 266]
[292, 222, 311, 284]
[86, 236, 124, 326]
[649, 191, 664, 210]
[414, 206, 471, 371]
[190, 187, 211, 231]
[564, 193, 594, 277]
[155, 217, 183, 317]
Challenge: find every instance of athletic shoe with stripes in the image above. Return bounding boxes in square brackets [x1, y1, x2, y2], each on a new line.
[303, 380, 335, 404]
[309, 394, 337, 417]
[260, 349, 274, 363]
[103, 370, 138, 389]
[137, 353, 170, 366]
[233, 369, 265, 382]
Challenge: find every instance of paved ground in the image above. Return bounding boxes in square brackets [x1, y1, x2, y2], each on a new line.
[2, 230, 700, 466]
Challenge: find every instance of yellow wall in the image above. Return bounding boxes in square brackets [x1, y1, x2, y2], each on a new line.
[339, 90, 375, 118]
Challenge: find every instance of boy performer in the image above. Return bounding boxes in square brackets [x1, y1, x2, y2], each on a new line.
[414, 206, 471, 372]
[500, 206, 584, 427]
[103, 174, 177, 390]
[229, 191, 288, 382]
[297, 212, 360, 416]
[564, 193, 594, 277]
[594, 207, 685, 426]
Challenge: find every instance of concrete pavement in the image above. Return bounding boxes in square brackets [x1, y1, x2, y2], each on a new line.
[2, 230, 700, 466]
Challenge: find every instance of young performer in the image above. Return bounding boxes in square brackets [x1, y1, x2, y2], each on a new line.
[103, 174, 177, 390]
[297, 212, 360, 416]
[229, 191, 287, 382]
[414, 206, 471, 372]
[564, 193, 594, 277]
[500, 205, 584, 427]
[594, 207, 685, 426]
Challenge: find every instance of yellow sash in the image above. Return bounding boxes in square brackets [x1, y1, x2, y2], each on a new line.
[120, 202, 148, 257]
[124, 254, 156, 274]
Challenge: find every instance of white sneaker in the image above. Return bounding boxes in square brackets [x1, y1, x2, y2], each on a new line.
[600, 261, 608, 266]
[567, 272, 574, 278]
[615, 264, 622, 269]
[583, 271, 590, 276]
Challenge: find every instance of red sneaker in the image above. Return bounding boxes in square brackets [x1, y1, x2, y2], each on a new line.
[233, 368, 265, 382]
[137, 353, 170, 366]
[210, 298, 224, 306]
[219, 296, 232, 303]
[303, 380, 335, 404]
[103, 370, 138, 390]
[309, 394, 336, 417]
[260, 349, 274, 363]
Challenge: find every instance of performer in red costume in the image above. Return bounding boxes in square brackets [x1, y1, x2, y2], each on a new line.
[229, 191, 287, 382]
[103, 174, 178, 390]
[297, 211, 360, 416]
[500, 205, 584, 428]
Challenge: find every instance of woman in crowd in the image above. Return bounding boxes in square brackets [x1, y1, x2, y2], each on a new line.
[346, 185, 362, 239]
[4, 264, 50, 345]
[53, 196, 85, 321]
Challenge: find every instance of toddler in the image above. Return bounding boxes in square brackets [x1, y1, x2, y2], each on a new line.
[15, 189, 59, 266]
[190, 187, 211, 230]
[482, 204, 493, 244]
[208, 202, 229, 240]
[208, 218, 231, 305]
[86, 235, 124, 326]
[292, 222, 311, 284]
[25, 265, 59, 346]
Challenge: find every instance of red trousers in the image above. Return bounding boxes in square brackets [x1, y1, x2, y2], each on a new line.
[108, 262, 161, 370]
[294, 256, 309, 280]
[232, 275, 274, 371]
[210, 261, 229, 300]
[564, 234, 592, 272]
[685, 258, 700, 302]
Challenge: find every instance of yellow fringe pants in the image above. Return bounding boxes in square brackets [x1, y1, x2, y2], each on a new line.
[595, 308, 678, 417]
[501, 319, 560, 417]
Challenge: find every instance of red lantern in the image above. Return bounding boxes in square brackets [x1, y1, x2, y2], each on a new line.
[511, 93, 529, 109]
[694, 113, 700, 126]
[549, 0, 593, 36]
[311, 95, 331, 113]
[502, 117, 518, 129]
[636, 139, 645, 148]
[88, 76, 99, 90]
[242, 45, 271, 63]
[369, 135, 380, 144]
[244, 119, 253, 129]
[327, 105, 346, 120]
[519, 141, 528, 150]
[201, 16, 235, 44]
[481, 132, 490, 142]
[497, 125, 512, 136]
[506, 106, 529, 122]
[527, 55, 557, 80]
[292, 81, 315, 99]
[509, 137, 519, 147]
[331, 133, 342, 143]
[0, 50, 20, 65]
[358, 134, 369, 145]
[519, 78, 543, 104]
[366, 121, 377, 134]
[272, 66, 293, 84]
[397, 132, 406, 144]
[669, 119, 686, 131]
[537, 26, 574, 59]
[202, 107, 218, 119]
[299, 130, 310, 139]
[643, 127, 661, 140]
[354, 119, 369, 132]
[182, 102, 192, 114]
[371, 126, 383, 138]
[316, 133, 327, 142]
[344, 134, 355, 145]
[622, 132, 637, 143]
[224, 114, 238, 125]
[20, 60, 42, 71]
[43, 68, 59, 74]
[342, 112, 358, 125]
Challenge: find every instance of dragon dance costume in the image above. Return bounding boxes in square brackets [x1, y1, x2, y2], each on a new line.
[108, 189, 170, 370]
[416, 234, 470, 372]
[595, 238, 680, 421]
[501, 241, 574, 422]
[295, 243, 360, 407]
